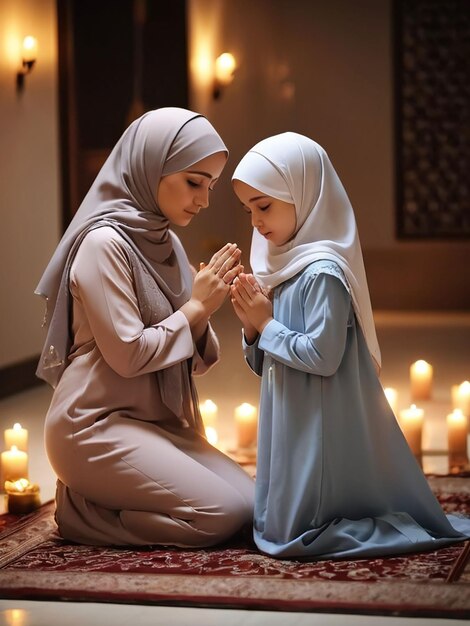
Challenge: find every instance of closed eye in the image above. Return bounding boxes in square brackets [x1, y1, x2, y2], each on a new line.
[189, 179, 216, 192]
[259, 204, 270, 211]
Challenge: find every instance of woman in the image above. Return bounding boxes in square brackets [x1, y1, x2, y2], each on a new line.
[36, 107, 254, 547]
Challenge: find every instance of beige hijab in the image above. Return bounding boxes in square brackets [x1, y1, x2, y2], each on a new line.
[36, 107, 228, 423]
[232, 132, 381, 370]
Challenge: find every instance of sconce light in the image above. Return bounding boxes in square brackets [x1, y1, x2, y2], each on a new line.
[16, 36, 38, 93]
[213, 53, 237, 100]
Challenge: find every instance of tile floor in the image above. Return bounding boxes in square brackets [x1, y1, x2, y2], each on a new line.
[0, 309, 469, 625]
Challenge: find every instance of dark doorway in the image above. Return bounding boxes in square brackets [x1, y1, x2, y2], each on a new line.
[57, 0, 188, 229]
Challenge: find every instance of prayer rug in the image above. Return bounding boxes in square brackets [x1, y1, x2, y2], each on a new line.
[0, 475, 469, 618]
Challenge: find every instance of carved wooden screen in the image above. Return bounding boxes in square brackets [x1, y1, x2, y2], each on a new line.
[394, 0, 470, 238]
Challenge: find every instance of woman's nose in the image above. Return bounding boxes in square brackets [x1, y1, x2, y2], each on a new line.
[195, 191, 209, 209]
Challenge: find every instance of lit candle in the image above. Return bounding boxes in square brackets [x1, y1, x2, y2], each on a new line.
[205, 426, 219, 447]
[4, 478, 41, 514]
[410, 360, 433, 401]
[451, 381, 470, 417]
[234, 403, 258, 449]
[399, 404, 424, 456]
[384, 387, 398, 414]
[4, 422, 28, 452]
[447, 409, 468, 458]
[1, 446, 28, 482]
[199, 399, 218, 428]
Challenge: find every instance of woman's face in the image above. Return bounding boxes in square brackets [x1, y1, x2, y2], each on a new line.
[157, 152, 227, 226]
[233, 179, 297, 246]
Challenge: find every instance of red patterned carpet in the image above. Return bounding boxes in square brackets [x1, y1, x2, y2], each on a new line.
[0, 475, 469, 618]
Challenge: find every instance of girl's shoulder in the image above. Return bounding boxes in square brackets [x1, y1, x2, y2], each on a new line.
[301, 259, 350, 294]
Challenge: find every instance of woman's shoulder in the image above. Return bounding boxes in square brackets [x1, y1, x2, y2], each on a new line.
[82, 225, 124, 246]
[75, 225, 131, 266]
[80, 225, 129, 252]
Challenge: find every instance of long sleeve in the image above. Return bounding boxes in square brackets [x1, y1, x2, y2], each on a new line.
[192, 324, 220, 375]
[258, 272, 350, 376]
[70, 228, 194, 378]
[242, 332, 264, 376]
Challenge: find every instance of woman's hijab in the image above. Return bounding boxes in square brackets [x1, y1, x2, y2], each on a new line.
[36, 107, 227, 422]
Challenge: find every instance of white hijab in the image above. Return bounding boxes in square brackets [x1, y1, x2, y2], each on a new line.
[232, 132, 381, 370]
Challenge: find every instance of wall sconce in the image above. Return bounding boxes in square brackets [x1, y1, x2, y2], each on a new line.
[213, 53, 237, 100]
[16, 36, 38, 93]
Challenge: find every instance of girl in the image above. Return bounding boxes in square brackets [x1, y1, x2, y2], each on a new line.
[230, 131, 470, 559]
[37, 108, 254, 547]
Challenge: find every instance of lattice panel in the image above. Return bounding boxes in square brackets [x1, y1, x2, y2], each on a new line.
[395, 0, 470, 238]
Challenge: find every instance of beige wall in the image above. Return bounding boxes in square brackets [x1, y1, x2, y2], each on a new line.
[185, 0, 470, 310]
[0, 0, 468, 375]
[0, 0, 60, 368]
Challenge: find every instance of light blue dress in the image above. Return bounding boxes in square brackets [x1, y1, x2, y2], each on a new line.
[243, 260, 470, 559]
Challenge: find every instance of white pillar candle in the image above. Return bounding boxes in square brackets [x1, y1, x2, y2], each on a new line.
[234, 403, 258, 449]
[4, 422, 28, 452]
[399, 404, 424, 456]
[410, 360, 433, 401]
[1, 446, 29, 482]
[384, 387, 398, 415]
[451, 381, 470, 417]
[447, 409, 468, 457]
[199, 399, 218, 428]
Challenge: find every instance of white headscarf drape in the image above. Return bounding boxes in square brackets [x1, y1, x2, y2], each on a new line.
[232, 131, 381, 370]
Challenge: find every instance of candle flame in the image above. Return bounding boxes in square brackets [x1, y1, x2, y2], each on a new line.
[413, 359, 431, 373]
[236, 403, 256, 417]
[447, 409, 466, 424]
[205, 426, 218, 446]
[13, 422, 22, 430]
[4, 478, 39, 494]
[200, 399, 217, 413]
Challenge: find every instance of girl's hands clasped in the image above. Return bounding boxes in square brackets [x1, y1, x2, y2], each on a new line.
[231, 273, 273, 343]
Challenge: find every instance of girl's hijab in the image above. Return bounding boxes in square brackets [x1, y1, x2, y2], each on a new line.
[232, 131, 381, 370]
[36, 107, 228, 393]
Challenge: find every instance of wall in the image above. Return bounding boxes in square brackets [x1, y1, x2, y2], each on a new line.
[185, 0, 470, 310]
[0, 0, 467, 403]
[0, 0, 60, 369]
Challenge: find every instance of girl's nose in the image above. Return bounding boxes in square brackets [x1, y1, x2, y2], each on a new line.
[251, 213, 262, 228]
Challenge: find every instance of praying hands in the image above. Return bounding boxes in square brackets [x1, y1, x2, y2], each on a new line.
[231, 272, 273, 343]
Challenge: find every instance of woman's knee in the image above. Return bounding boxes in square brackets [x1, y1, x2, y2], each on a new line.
[191, 488, 253, 545]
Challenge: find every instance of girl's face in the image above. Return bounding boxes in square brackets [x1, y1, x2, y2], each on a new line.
[157, 152, 227, 226]
[233, 180, 297, 246]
